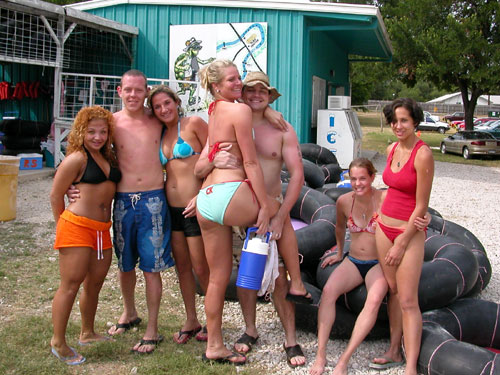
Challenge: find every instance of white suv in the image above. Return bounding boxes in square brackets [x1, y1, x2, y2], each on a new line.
[417, 117, 450, 134]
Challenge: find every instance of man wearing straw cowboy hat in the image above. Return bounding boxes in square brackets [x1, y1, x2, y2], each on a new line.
[195, 71, 307, 367]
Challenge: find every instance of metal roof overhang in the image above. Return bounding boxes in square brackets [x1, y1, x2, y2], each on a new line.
[3, 0, 138, 37]
[305, 13, 392, 62]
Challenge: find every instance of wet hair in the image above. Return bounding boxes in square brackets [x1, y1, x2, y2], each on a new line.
[120, 69, 147, 89]
[66, 106, 117, 166]
[348, 157, 377, 177]
[199, 59, 237, 96]
[383, 98, 424, 127]
[147, 85, 184, 117]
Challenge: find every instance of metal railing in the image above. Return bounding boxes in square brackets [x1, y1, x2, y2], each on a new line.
[53, 73, 206, 166]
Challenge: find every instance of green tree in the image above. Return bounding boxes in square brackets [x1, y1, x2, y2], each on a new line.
[381, 0, 500, 129]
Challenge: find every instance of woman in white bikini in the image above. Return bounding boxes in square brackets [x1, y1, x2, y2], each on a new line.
[196, 60, 308, 365]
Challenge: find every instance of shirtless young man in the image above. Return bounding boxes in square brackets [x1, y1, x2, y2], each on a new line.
[109, 70, 175, 354]
[70, 70, 175, 354]
[195, 71, 307, 367]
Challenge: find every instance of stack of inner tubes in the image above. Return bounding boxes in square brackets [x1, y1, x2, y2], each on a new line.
[216, 141, 495, 358]
[284, 183, 337, 276]
[281, 143, 343, 187]
[419, 298, 500, 375]
[296, 208, 492, 339]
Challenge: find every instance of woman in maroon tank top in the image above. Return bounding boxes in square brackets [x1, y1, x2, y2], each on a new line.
[375, 98, 434, 375]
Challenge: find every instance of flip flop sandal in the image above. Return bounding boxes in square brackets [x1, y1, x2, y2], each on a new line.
[195, 325, 208, 342]
[234, 332, 258, 354]
[283, 343, 306, 368]
[202, 351, 246, 366]
[286, 292, 313, 305]
[51, 346, 86, 365]
[369, 355, 405, 369]
[131, 335, 164, 355]
[173, 326, 202, 344]
[109, 317, 142, 334]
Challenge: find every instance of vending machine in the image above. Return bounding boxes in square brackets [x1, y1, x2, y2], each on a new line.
[316, 97, 362, 169]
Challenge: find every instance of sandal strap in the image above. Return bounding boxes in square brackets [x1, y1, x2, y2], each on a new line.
[284, 344, 304, 359]
[140, 335, 164, 346]
[235, 332, 258, 345]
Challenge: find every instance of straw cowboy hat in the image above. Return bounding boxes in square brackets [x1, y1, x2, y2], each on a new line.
[243, 71, 281, 104]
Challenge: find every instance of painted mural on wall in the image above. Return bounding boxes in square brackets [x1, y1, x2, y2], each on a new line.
[169, 22, 268, 112]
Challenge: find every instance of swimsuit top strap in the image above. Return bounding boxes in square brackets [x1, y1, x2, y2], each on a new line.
[208, 100, 223, 115]
[159, 126, 168, 166]
[347, 192, 378, 234]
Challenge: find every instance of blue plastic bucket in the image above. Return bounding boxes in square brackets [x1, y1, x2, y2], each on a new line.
[236, 227, 270, 290]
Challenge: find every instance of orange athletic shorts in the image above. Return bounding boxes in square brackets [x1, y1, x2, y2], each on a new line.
[54, 210, 112, 251]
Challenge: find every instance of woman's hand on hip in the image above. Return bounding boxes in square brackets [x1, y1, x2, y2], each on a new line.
[183, 196, 197, 218]
[385, 243, 405, 266]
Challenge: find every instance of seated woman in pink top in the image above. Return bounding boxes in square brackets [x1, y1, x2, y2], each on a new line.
[309, 158, 429, 375]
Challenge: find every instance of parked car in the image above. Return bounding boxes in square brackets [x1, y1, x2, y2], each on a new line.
[474, 117, 498, 126]
[417, 118, 450, 134]
[475, 119, 500, 130]
[423, 111, 440, 122]
[480, 122, 500, 139]
[443, 111, 465, 123]
[455, 117, 484, 130]
[440, 131, 500, 159]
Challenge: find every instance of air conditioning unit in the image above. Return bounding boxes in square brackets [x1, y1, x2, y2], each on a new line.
[327, 96, 351, 110]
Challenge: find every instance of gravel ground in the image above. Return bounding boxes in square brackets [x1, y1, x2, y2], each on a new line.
[14, 155, 500, 374]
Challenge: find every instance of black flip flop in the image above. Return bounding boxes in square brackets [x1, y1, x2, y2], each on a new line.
[173, 326, 202, 344]
[110, 317, 142, 334]
[234, 332, 259, 354]
[286, 292, 313, 305]
[131, 335, 164, 355]
[283, 343, 306, 368]
[202, 351, 246, 366]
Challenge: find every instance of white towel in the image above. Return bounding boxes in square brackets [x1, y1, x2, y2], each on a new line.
[258, 238, 279, 297]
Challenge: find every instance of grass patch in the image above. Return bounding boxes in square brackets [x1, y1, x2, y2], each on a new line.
[0, 217, 254, 375]
[357, 111, 500, 167]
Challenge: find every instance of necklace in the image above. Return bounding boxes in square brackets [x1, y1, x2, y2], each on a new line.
[397, 161, 400, 167]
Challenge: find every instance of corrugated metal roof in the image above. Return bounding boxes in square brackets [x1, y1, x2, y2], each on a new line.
[5, 0, 138, 35]
[70, 0, 379, 15]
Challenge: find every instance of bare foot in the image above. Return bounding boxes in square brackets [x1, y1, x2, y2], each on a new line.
[332, 362, 348, 375]
[309, 355, 326, 375]
[79, 332, 113, 345]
